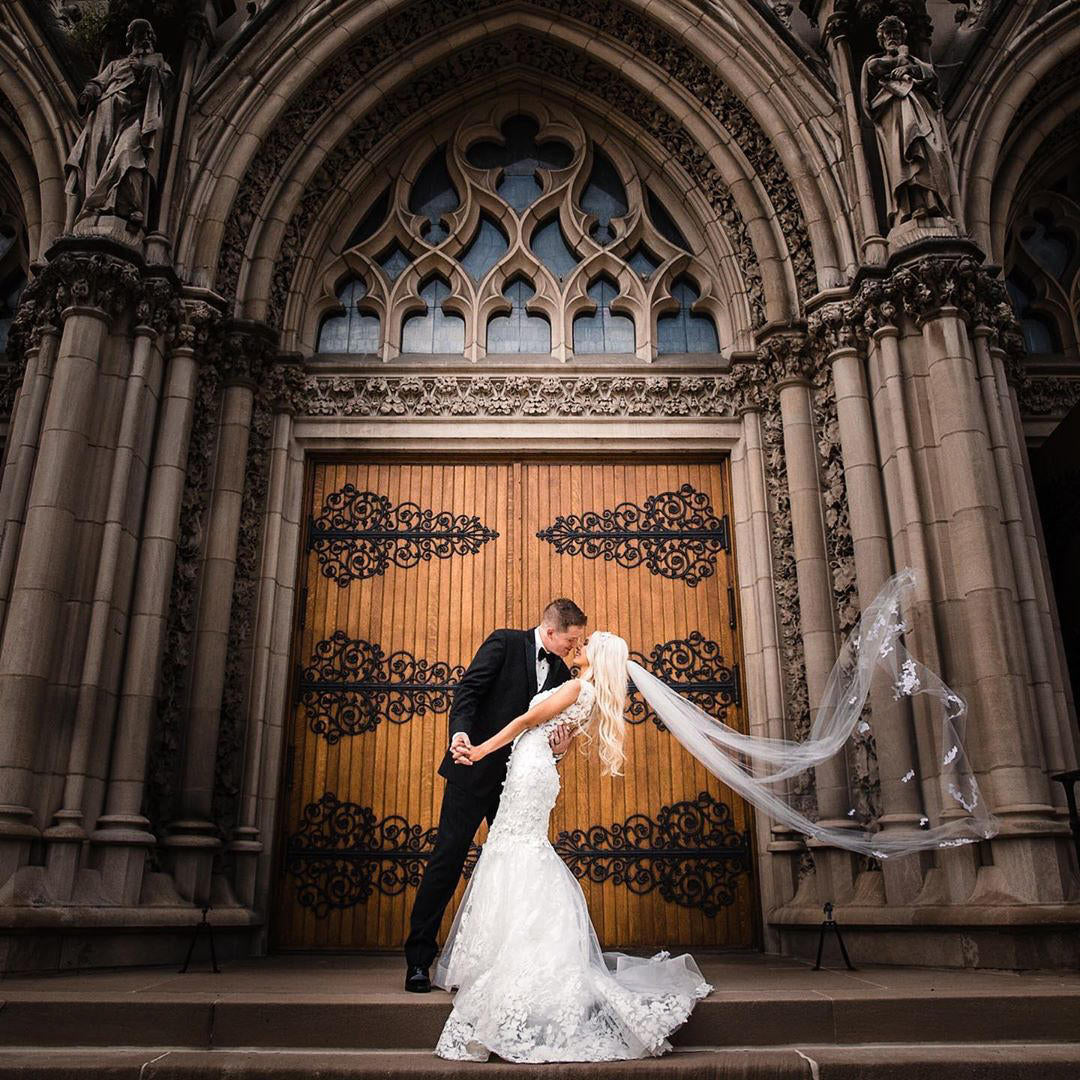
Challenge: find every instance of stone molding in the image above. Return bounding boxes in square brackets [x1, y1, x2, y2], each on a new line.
[216, 0, 817, 327]
[1018, 375, 1080, 418]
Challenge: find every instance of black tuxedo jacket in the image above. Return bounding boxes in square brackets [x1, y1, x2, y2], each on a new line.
[439, 627, 571, 797]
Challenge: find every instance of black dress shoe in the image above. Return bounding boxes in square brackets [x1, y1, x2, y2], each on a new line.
[405, 965, 431, 993]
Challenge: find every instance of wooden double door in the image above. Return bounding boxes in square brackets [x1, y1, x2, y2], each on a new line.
[273, 459, 756, 950]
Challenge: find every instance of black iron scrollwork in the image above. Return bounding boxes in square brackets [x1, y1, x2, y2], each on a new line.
[284, 793, 481, 916]
[299, 632, 465, 743]
[554, 791, 750, 917]
[285, 791, 749, 917]
[627, 632, 740, 731]
[535, 483, 728, 587]
[308, 485, 499, 586]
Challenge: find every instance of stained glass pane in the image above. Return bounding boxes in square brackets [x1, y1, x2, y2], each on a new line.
[628, 246, 659, 278]
[657, 278, 719, 354]
[378, 242, 412, 281]
[573, 277, 634, 354]
[401, 277, 465, 354]
[581, 149, 628, 245]
[1022, 314, 1061, 354]
[1023, 212, 1074, 282]
[460, 216, 509, 281]
[532, 218, 578, 280]
[317, 278, 380, 354]
[647, 188, 689, 250]
[409, 147, 459, 243]
[467, 115, 572, 214]
[487, 279, 551, 354]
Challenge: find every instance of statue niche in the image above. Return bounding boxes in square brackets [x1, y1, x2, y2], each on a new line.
[63, 17, 172, 235]
[860, 16, 955, 234]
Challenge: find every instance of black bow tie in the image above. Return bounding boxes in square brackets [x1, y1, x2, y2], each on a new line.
[537, 646, 556, 664]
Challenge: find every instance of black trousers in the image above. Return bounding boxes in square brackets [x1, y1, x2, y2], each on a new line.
[405, 779, 500, 970]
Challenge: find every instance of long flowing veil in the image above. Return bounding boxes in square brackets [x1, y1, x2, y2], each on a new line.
[627, 569, 998, 858]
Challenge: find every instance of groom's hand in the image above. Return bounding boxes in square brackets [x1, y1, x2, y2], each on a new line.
[548, 723, 573, 761]
[450, 732, 474, 765]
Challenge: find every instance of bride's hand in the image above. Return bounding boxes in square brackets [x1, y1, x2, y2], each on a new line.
[461, 743, 488, 765]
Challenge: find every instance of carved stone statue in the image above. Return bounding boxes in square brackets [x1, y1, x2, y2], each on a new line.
[860, 16, 954, 230]
[63, 18, 172, 232]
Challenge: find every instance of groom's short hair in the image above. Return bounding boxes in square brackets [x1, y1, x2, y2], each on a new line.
[541, 598, 587, 631]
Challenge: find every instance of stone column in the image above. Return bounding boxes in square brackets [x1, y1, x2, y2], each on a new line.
[0, 246, 140, 883]
[90, 298, 220, 904]
[820, 11, 888, 265]
[163, 326, 270, 903]
[227, 363, 303, 906]
[759, 335, 855, 902]
[910, 278, 1067, 901]
[812, 303, 926, 902]
[971, 324, 1071, 811]
[45, 281, 175, 900]
[734, 395, 802, 931]
[989, 337, 1079, 770]
[0, 319, 60, 629]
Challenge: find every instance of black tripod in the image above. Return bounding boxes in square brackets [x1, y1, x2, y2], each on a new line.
[180, 903, 220, 974]
[813, 901, 855, 971]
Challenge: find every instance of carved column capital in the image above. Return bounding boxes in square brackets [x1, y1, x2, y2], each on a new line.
[41, 248, 143, 321]
[263, 360, 307, 415]
[808, 301, 865, 357]
[218, 323, 276, 387]
[134, 277, 179, 336]
[174, 299, 223, 354]
[756, 331, 816, 386]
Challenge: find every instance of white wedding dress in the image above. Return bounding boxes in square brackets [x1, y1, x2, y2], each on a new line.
[433, 679, 712, 1063]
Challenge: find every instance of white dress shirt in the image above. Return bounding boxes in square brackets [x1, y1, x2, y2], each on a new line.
[533, 626, 551, 690]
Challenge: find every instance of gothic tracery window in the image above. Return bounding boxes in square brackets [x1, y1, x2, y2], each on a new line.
[312, 105, 725, 361]
[1005, 168, 1080, 367]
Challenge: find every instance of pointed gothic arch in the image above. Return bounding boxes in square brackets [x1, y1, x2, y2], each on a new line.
[182, 0, 856, 339]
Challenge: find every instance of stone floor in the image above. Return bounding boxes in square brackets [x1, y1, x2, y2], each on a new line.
[0, 952, 1077, 1077]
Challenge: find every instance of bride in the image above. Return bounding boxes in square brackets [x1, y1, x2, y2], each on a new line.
[433, 630, 711, 1063]
[431, 571, 996, 1062]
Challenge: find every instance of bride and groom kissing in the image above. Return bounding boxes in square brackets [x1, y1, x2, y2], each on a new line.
[403, 598, 711, 1063]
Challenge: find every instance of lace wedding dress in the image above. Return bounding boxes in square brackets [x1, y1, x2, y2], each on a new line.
[433, 679, 712, 1063]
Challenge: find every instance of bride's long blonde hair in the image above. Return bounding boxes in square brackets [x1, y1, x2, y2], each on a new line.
[580, 631, 629, 776]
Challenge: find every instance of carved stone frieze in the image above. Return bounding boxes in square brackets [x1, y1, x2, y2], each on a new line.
[286, 372, 752, 418]
[216, 0, 817, 328]
[1018, 375, 1080, 418]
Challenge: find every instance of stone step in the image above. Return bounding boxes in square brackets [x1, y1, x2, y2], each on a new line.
[0, 1045, 1079, 1080]
[1, 988, 1077, 1050]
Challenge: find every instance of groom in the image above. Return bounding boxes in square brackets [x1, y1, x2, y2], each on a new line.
[404, 598, 588, 991]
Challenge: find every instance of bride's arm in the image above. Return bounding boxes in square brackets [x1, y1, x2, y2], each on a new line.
[459, 680, 582, 765]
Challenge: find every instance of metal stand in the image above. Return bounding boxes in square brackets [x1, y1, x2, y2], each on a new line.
[179, 903, 220, 974]
[813, 901, 855, 971]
